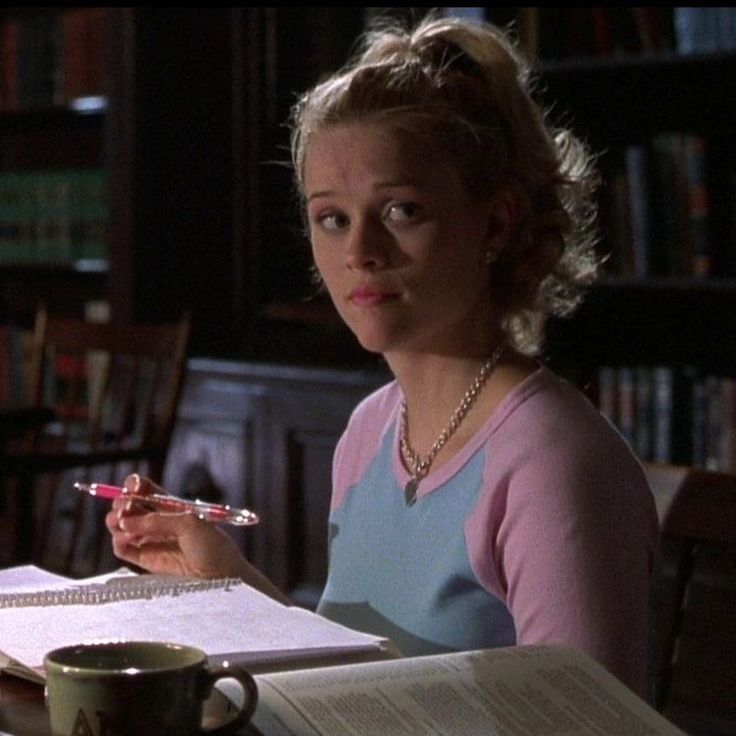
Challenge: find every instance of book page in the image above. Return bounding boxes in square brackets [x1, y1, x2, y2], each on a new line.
[251, 646, 685, 736]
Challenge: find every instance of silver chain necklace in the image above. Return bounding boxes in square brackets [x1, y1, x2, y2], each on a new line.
[399, 342, 506, 506]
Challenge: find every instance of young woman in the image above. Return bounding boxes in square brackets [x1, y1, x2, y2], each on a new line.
[107, 15, 657, 697]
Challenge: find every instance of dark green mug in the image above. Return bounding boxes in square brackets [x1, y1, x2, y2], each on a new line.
[44, 641, 258, 736]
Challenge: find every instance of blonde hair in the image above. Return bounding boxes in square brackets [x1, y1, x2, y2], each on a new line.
[290, 15, 600, 354]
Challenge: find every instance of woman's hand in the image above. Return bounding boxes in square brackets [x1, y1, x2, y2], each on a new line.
[104, 474, 244, 577]
[104, 474, 290, 603]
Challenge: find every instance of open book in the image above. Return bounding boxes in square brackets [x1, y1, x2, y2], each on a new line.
[0, 565, 388, 684]
[246, 645, 685, 736]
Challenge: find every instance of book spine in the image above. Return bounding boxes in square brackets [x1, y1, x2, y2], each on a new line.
[683, 136, 711, 277]
[60, 8, 108, 104]
[705, 375, 723, 470]
[18, 13, 59, 110]
[624, 146, 651, 278]
[691, 375, 707, 468]
[597, 366, 618, 425]
[617, 367, 636, 448]
[0, 19, 20, 111]
[0, 324, 9, 406]
[634, 366, 653, 461]
[652, 366, 673, 464]
[722, 378, 736, 473]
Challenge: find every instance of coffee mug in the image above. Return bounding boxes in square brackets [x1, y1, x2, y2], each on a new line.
[44, 641, 258, 736]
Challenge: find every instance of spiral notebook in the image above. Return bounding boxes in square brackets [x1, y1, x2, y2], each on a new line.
[0, 565, 387, 684]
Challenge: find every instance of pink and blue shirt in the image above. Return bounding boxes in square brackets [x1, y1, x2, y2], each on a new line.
[317, 366, 657, 696]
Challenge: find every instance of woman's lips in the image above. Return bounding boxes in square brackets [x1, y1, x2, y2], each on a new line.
[348, 287, 400, 307]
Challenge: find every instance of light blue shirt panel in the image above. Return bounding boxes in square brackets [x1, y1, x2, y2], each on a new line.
[317, 426, 515, 656]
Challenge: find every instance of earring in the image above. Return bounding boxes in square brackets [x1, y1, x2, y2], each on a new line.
[484, 250, 498, 266]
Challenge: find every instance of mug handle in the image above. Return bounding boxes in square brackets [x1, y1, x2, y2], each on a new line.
[199, 664, 259, 734]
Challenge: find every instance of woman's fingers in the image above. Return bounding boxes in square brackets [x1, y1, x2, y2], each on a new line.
[108, 474, 161, 522]
[124, 473, 160, 497]
[117, 509, 194, 538]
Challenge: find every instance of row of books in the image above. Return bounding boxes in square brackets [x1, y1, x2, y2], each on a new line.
[601, 134, 713, 278]
[0, 9, 107, 111]
[598, 365, 736, 474]
[448, 8, 678, 60]
[0, 322, 32, 407]
[674, 7, 736, 54]
[449, 8, 736, 61]
[0, 168, 107, 265]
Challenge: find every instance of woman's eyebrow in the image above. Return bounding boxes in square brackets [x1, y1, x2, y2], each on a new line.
[307, 181, 421, 202]
[306, 190, 335, 203]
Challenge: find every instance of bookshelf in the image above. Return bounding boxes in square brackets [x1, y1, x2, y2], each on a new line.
[228, 8, 736, 471]
[530, 16, 736, 472]
[0, 8, 111, 403]
[539, 49, 736, 376]
[1, 8, 735, 462]
[0, 9, 109, 275]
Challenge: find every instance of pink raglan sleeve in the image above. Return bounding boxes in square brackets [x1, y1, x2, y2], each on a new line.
[330, 381, 400, 513]
[468, 386, 658, 697]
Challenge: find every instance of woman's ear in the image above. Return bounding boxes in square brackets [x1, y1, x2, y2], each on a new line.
[483, 191, 517, 257]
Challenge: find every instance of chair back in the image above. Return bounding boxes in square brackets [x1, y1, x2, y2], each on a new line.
[28, 307, 190, 466]
[18, 306, 190, 575]
[645, 463, 736, 736]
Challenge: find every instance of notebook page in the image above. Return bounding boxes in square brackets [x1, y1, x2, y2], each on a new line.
[0, 564, 137, 592]
[0, 564, 73, 591]
[0, 578, 383, 674]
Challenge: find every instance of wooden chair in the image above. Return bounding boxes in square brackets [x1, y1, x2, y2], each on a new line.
[1, 306, 190, 576]
[645, 463, 736, 736]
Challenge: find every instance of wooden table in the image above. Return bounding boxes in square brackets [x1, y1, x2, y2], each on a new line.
[0, 676, 49, 736]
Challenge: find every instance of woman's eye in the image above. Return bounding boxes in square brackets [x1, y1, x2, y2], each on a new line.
[385, 202, 422, 224]
[316, 212, 349, 231]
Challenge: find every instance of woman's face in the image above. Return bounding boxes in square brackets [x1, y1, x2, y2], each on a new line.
[303, 122, 510, 357]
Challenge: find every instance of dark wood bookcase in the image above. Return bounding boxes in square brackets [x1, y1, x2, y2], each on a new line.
[538, 50, 736, 359]
[538, 48, 736, 472]
[2, 9, 734, 364]
[0, 8, 110, 327]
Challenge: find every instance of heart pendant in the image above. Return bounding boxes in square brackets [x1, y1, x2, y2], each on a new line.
[405, 478, 419, 506]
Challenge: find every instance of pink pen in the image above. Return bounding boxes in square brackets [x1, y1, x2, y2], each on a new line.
[73, 482, 260, 526]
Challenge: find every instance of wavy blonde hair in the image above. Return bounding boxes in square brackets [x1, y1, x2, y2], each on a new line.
[290, 15, 600, 354]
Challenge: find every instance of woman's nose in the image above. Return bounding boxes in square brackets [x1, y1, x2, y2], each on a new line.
[345, 217, 389, 270]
